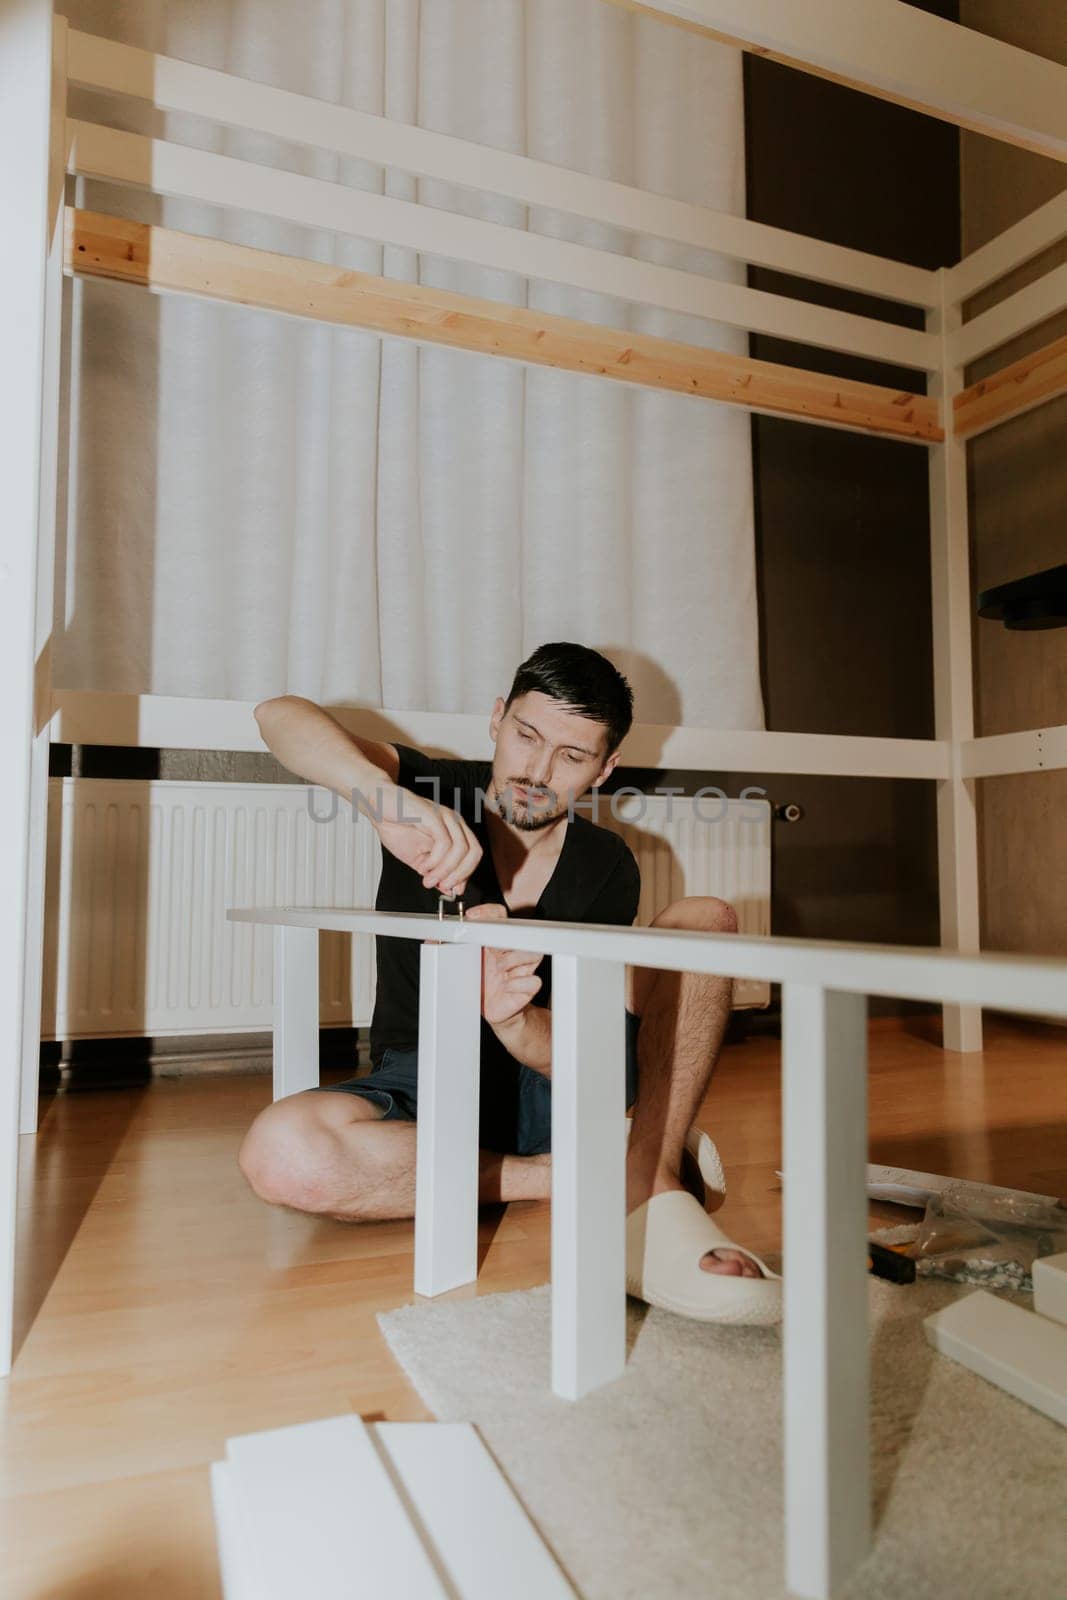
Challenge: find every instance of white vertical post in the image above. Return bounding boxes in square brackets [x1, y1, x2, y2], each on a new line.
[928, 268, 982, 1053]
[782, 983, 871, 1600]
[551, 955, 627, 1401]
[272, 925, 320, 1100]
[20, 14, 67, 1138]
[0, 0, 61, 1376]
[414, 941, 482, 1298]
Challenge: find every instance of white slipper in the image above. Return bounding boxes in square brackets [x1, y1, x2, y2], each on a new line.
[625, 1189, 783, 1325]
[625, 1118, 726, 1208]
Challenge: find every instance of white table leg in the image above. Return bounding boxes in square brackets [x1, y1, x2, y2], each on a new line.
[272, 925, 320, 1101]
[414, 942, 482, 1298]
[782, 983, 871, 1600]
[551, 955, 627, 1401]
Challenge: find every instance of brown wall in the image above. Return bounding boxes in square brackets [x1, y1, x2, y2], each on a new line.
[732, 2, 960, 1009]
[959, 2, 1067, 959]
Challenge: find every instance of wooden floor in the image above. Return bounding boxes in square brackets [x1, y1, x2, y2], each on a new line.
[3, 1014, 1065, 1598]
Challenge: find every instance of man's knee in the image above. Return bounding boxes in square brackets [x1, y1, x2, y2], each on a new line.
[237, 1094, 343, 1213]
[652, 894, 738, 935]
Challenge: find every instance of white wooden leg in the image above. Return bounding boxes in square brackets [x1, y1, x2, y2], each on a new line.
[0, 0, 63, 1376]
[20, 19, 67, 1138]
[414, 942, 482, 1298]
[272, 925, 320, 1100]
[782, 983, 871, 1600]
[928, 271, 982, 1055]
[550, 955, 627, 1401]
[19, 734, 51, 1139]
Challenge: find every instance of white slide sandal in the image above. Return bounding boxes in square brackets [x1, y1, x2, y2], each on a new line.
[625, 1190, 783, 1326]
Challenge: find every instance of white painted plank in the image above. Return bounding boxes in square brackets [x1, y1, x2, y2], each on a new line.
[209, 1461, 259, 1600]
[65, 27, 936, 310]
[377, 1423, 578, 1599]
[948, 189, 1067, 305]
[19, 14, 66, 1138]
[953, 263, 1067, 367]
[48, 690, 954, 779]
[959, 725, 1067, 780]
[222, 1415, 449, 1599]
[782, 984, 871, 1600]
[1033, 1253, 1067, 1329]
[65, 121, 937, 371]
[272, 925, 319, 1099]
[925, 1290, 1067, 1427]
[0, 0, 61, 1377]
[414, 942, 483, 1298]
[614, 0, 1067, 163]
[551, 956, 627, 1400]
[227, 908, 1067, 1023]
[927, 273, 982, 1053]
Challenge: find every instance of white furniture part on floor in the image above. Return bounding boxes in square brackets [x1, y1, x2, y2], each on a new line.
[211, 1415, 577, 1600]
[924, 1290, 1067, 1430]
[229, 903, 1067, 1600]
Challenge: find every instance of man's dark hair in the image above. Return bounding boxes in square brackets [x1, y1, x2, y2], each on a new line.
[503, 642, 634, 760]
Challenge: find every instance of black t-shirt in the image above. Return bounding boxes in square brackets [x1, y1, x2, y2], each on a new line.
[368, 742, 641, 1068]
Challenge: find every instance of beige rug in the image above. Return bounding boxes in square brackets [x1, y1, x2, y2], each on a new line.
[378, 1262, 1067, 1600]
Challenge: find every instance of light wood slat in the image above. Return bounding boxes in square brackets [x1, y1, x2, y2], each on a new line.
[65, 27, 938, 311]
[66, 121, 938, 370]
[605, 0, 1067, 164]
[65, 209, 943, 444]
[954, 332, 1067, 439]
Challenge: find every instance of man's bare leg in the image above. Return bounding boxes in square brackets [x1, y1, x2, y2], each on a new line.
[624, 896, 758, 1278]
[238, 1088, 551, 1221]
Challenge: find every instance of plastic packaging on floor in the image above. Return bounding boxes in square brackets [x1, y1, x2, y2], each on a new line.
[916, 1181, 1067, 1296]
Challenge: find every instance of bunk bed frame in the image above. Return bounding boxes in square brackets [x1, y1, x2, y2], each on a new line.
[3, 1, 1066, 1591]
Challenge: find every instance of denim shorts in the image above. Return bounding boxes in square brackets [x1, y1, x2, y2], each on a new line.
[313, 1008, 641, 1157]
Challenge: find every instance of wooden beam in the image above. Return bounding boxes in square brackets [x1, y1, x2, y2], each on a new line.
[65, 209, 942, 444]
[955, 333, 1067, 440]
[605, 0, 1067, 164]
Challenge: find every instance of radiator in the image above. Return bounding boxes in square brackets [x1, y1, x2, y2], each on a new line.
[41, 779, 770, 1041]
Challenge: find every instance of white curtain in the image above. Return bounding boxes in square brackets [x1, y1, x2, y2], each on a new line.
[56, 0, 765, 732]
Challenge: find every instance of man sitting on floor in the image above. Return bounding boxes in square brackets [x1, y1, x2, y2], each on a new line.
[238, 641, 780, 1323]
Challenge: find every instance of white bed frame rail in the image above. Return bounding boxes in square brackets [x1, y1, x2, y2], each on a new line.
[3, 0, 1066, 1454]
[232, 904, 1067, 1600]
